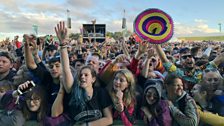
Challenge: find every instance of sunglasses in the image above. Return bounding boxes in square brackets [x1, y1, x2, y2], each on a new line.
[182, 54, 193, 60]
[204, 68, 218, 73]
[206, 78, 219, 82]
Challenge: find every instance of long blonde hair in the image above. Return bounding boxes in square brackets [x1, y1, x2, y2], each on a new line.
[108, 69, 136, 108]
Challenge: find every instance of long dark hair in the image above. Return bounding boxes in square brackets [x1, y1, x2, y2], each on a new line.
[23, 85, 47, 122]
[142, 88, 162, 117]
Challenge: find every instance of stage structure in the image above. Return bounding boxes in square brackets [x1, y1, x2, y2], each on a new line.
[82, 24, 106, 43]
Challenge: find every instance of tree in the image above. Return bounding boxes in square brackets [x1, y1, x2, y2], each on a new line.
[113, 32, 123, 40]
[69, 33, 80, 40]
[106, 32, 113, 38]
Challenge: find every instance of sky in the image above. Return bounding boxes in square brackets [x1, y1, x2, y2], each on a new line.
[0, 0, 224, 41]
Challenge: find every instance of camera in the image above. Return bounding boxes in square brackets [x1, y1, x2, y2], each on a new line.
[17, 81, 36, 95]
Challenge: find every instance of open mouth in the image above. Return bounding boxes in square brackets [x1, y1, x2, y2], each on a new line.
[80, 80, 86, 83]
[186, 61, 193, 64]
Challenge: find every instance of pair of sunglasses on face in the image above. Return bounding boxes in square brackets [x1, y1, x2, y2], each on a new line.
[181, 54, 193, 60]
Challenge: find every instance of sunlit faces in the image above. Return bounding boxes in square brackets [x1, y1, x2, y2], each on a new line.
[113, 73, 129, 92]
[0, 56, 13, 74]
[180, 54, 195, 69]
[204, 72, 221, 91]
[26, 95, 41, 112]
[79, 68, 96, 88]
[48, 61, 61, 78]
[146, 88, 159, 105]
[86, 56, 99, 72]
[167, 78, 184, 99]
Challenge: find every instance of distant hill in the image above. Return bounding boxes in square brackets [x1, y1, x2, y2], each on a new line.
[178, 35, 224, 41]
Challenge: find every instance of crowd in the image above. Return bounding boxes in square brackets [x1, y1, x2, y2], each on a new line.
[0, 21, 224, 126]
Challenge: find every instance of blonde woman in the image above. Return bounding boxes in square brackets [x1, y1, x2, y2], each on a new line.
[108, 69, 136, 126]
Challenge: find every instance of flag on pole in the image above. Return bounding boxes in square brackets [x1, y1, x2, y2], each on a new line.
[32, 25, 38, 36]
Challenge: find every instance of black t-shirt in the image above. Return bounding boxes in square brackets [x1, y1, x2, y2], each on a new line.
[69, 87, 112, 124]
[29, 62, 59, 104]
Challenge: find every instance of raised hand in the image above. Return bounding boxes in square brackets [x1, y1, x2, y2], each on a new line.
[113, 54, 127, 64]
[115, 89, 124, 112]
[116, 89, 124, 102]
[55, 21, 68, 46]
[135, 40, 148, 59]
[147, 48, 155, 59]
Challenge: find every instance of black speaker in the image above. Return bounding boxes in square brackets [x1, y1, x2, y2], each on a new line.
[67, 17, 71, 28]
[122, 18, 126, 29]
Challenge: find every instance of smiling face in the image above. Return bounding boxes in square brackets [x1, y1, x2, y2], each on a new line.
[180, 53, 195, 69]
[145, 88, 158, 105]
[166, 78, 184, 100]
[113, 73, 129, 92]
[26, 95, 41, 112]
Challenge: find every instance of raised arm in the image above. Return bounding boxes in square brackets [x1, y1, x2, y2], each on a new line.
[55, 21, 74, 93]
[141, 48, 155, 78]
[30, 36, 42, 64]
[154, 44, 169, 63]
[120, 38, 131, 60]
[135, 41, 147, 60]
[212, 52, 224, 67]
[51, 80, 65, 117]
[24, 34, 38, 69]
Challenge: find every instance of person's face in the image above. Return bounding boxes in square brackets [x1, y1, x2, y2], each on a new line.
[180, 54, 195, 69]
[86, 56, 99, 72]
[79, 68, 95, 88]
[191, 84, 203, 102]
[204, 71, 220, 92]
[113, 73, 129, 92]
[82, 52, 88, 60]
[49, 61, 61, 78]
[149, 57, 158, 69]
[0, 56, 12, 74]
[166, 78, 184, 99]
[146, 88, 158, 105]
[26, 95, 41, 112]
[48, 50, 56, 57]
[75, 61, 84, 71]
[70, 54, 77, 62]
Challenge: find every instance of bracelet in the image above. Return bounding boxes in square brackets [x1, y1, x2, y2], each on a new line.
[59, 43, 67, 46]
[60, 45, 68, 50]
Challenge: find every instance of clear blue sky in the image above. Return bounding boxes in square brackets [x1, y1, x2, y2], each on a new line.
[0, 0, 224, 41]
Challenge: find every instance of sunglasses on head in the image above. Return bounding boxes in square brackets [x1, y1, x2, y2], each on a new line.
[182, 54, 193, 59]
[204, 68, 218, 73]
